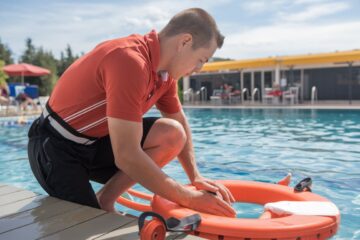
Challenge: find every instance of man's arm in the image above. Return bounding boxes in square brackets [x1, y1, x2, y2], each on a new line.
[108, 117, 236, 217]
[161, 110, 236, 204]
[108, 117, 191, 206]
[160, 109, 200, 182]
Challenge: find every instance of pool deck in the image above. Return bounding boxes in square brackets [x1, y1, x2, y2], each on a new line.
[183, 100, 360, 110]
[1, 101, 360, 119]
[0, 183, 201, 240]
[0, 107, 41, 118]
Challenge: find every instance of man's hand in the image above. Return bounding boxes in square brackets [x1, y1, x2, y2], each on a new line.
[184, 189, 236, 218]
[192, 176, 236, 205]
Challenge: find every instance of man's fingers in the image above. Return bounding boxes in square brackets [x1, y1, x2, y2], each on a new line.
[225, 187, 236, 202]
[202, 182, 219, 192]
[211, 207, 230, 217]
[206, 204, 233, 217]
[230, 190, 236, 202]
[217, 186, 231, 204]
[209, 181, 235, 204]
[190, 191, 236, 218]
[191, 181, 236, 217]
[217, 183, 235, 202]
[215, 191, 223, 200]
[215, 198, 236, 217]
[216, 182, 235, 203]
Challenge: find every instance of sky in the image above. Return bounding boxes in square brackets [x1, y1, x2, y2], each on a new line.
[0, 0, 359, 61]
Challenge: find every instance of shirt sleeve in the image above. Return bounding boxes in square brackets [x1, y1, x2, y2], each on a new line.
[156, 79, 182, 114]
[99, 49, 148, 122]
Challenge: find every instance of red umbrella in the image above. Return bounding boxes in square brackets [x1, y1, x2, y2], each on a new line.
[3, 63, 50, 84]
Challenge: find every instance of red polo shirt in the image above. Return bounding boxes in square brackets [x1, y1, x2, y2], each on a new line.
[49, 30, 181, 137]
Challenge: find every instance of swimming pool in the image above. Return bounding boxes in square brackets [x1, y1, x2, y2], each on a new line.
[0, 109, 359, 239]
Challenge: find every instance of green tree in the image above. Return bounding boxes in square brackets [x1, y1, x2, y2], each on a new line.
[1, 37, 82, 96]
[0, 38, 14, 65]
[21, 38, 36, 63]
[0, 60, 9, 86]
[32, 47, 58, 96]
[178, 78, 183, 103]
[65, 44, 75, 63]
[210, 57, 233, 62]
[19, 39, 58, 96]
[57, 44, 79, 76]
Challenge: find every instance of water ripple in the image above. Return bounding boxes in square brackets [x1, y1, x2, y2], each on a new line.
[1, 109, 359, 239]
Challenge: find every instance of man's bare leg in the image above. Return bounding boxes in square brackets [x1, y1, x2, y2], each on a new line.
[96, 118, 187, 212]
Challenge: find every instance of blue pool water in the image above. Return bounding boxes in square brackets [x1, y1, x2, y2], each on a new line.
[0, 109, 359, 239]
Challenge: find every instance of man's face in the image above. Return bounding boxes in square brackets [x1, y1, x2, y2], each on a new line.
[168, 35, 218, 80]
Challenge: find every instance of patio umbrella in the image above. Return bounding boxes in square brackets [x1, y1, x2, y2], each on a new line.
[3, 63, 50, 84]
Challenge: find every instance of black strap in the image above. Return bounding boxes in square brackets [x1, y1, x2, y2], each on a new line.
[138, 211, 201, 234]
[138, 212, 167, 233]
[294, 177, 312, 192]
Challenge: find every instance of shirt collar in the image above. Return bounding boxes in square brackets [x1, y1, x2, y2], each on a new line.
[145, 30, 171, 84]
[159, 71, 168, 82]
[145, 30, 160, 74]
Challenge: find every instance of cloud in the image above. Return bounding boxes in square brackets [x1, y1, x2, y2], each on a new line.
[241, 1, 268, 14]
[0, 0, 226, 59]
[213, 0, 357, 59]
[0, 0, 358, 62]
[215, 20, 360, 59]
[241, 0, 287, 14]
[294, 0, 330, 5]
[240, 0, 350, 23]
[278, 2, 349, 22]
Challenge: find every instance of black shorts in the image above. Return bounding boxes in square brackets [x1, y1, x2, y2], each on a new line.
[27, 116, 160, 209]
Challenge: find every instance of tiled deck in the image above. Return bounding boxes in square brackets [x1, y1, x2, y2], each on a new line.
[0, 184, 201, 240]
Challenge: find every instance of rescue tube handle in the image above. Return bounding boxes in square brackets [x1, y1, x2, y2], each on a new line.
[167, 214, 201, 232]
[294, 177, 312, 192]
[116, 188, 153, 212]
[138, 211, 201, 233]
[138, 212, 167, 234]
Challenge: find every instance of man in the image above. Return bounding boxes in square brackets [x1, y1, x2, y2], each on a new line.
[28, 8, 236, 217]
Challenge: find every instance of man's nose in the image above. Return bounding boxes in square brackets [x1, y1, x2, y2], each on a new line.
[193, 63, 204, 73]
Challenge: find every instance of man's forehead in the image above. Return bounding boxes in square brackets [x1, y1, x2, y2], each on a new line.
[198, 40, 217, 53]
[201, 44, 217, 59]
[205, 39, 218, 54]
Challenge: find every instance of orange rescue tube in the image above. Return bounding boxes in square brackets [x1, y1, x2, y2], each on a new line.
[140, 219, 166, 240]
[151, 180, 340, 240]
[116, 188, 153, 212]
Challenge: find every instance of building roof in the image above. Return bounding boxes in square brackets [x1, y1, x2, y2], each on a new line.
[201, 49, 360, 72]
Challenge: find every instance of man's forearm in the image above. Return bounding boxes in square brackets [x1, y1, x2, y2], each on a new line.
[173, 113, 201, 183]
[115, 147, 192, 206]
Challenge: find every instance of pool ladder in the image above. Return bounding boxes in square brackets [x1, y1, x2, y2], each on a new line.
[252, 88, 259, 104]
[242, 88, 249, 102]
[311, 86, 318, 104]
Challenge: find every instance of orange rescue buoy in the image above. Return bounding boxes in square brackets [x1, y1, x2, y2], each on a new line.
[151, 180, 340, 240]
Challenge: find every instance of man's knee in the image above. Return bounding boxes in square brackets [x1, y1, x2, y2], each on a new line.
[159, 118, 187, 150]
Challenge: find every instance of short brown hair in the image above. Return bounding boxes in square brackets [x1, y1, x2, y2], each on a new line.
[160, 8, 224, 49]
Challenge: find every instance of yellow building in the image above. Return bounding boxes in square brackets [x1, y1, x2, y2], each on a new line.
[183, 50, 360, 103]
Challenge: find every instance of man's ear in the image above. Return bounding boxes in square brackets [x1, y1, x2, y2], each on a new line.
[177, 33, 193, 51]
